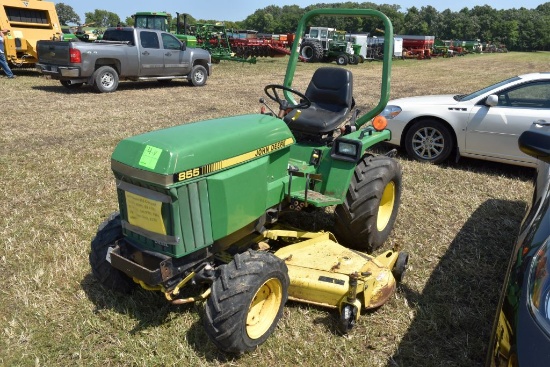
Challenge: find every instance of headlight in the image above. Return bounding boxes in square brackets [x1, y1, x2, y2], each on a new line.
[331, 138, 362, 162]
[528, 238, 550, 336]
[379, 105, 402, 119]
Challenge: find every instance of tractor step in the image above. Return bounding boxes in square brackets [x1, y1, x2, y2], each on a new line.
[290, 190, 341, 207]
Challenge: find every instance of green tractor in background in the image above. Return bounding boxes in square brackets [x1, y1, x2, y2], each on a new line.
[300, 26, 363, 65]
[90, 8, 407, 354]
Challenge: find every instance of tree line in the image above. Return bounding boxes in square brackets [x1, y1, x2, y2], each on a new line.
[55, 2, 550, 51]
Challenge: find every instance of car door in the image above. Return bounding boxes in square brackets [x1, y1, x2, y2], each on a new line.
[160, 32, 191, 76]
[138, 31, 165, 76]
[464, 81, 550, 165]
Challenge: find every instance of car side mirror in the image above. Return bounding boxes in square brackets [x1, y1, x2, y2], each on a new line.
[485, 94, 498, 107]
[518, 129, 550, 163]
[181, 42, 186, 51]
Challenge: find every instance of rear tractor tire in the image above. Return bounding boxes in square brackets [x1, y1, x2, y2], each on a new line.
[334, 155, 402, 252]
[300, 40, 323, 62]
[204, 250, 289, 354]
[89, 212, 135, 293]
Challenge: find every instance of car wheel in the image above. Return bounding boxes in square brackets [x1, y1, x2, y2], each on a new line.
[92, 66, 119, 93]
[405, 119, 453, 164]
[189, 65, 207, 86]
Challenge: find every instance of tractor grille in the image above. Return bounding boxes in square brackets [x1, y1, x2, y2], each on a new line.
[115, 177, 214, 258]
[177, 179, 214, 254]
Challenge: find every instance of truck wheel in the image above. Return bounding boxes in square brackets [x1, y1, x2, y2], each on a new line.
[60, 80, 83, 89]
[89, 212, 135, 293]
[404, 119, 453, 164]
[336, 54, 349, 65]
[189, 65, 207, 86]
[300, 40, 323, 62]
[92, 66, 119, 93]
[204, 250, 289, 354]
[334, 155, 402, 252]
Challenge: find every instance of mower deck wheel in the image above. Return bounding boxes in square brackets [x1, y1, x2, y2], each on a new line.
[392, 252, 409, 283]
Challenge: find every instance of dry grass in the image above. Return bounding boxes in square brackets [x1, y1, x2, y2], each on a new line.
[0, 52, 546, 367]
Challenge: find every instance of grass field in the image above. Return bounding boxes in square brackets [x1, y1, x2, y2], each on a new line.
[1, 51, 547, 367]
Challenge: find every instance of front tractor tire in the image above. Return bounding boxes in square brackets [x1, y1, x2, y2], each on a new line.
[89, 212, 135, 293]
[336, 54, 349, 65]
[334, 155, 402, 252]
[204, 250, 289, 354]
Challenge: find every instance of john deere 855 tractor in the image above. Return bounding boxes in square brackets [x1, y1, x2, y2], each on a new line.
[89, 8, 407, 354]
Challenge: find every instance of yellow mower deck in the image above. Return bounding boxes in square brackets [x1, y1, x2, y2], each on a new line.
[267, 229, 400, 311]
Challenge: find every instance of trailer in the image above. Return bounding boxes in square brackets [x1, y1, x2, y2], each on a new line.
[396, 35, 434, 59]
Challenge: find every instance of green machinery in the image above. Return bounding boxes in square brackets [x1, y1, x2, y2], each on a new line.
[90, 8, 407, 354]
[132, 11, 255, 63]
[300, 26, 363, 65]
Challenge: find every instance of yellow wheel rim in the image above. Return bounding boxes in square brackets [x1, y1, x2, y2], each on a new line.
[377, 181, 396, 231]
[246, 278, 283, 340]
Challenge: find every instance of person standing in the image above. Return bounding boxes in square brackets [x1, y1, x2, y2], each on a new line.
[0, 28, 15, 79]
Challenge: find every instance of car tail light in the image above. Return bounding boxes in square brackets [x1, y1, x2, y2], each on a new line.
[70, 49, 81, 63]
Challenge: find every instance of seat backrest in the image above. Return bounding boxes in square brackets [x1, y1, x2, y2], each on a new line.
[305, 67, 353, 112]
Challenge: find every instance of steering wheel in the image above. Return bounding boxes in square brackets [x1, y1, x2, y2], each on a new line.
[264, 84, 312, 112]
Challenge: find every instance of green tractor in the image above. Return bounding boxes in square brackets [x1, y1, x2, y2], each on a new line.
[300, 26, 362, 65]
[90, 8, 407, 354]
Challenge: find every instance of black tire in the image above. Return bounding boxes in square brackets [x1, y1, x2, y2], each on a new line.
[334, 155, 402, 252]
[404, 119, 453, 164]
[336, 54, 349, 65]
[60, 80, 83, 89]
[300, 40, 323, 62]
[348, 55, 359, 65]
[89, 212, 135, 293]
[204, 250, 289, 354]
[338, 304, 358, 334]
[92, 66, 119, 93]
[392, 252, 409, 283]
[189, 65, 207, 86]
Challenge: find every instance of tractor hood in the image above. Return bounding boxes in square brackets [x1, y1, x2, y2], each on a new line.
[111, 114, 294, 187]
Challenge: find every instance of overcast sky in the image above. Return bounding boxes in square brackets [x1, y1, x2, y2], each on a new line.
[60, 0, 545, 23]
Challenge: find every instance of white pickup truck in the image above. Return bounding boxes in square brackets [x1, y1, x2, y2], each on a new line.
[36, 27, 212, 93]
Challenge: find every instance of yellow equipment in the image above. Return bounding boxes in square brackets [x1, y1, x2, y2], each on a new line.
[0, 0, 62, 67]
[160, 226, 408, 334]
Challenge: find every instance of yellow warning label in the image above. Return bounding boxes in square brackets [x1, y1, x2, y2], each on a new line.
[125, 191, 166, 235]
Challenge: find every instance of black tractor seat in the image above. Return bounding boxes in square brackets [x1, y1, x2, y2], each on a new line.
[284, 67, 354, 139]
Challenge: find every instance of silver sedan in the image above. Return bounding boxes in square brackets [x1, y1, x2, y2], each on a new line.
[380, 72, 550, 167]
